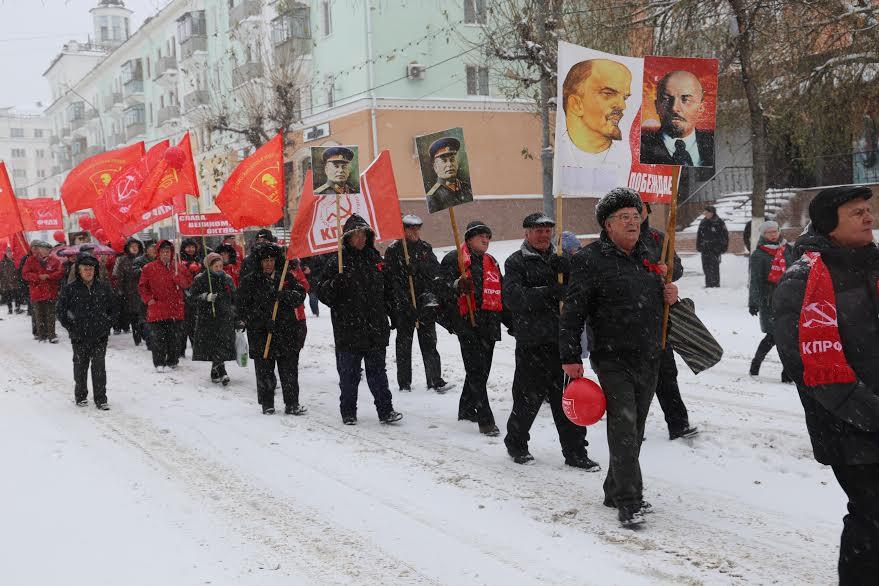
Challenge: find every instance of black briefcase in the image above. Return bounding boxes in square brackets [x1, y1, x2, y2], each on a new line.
[667, 298, 724, 375]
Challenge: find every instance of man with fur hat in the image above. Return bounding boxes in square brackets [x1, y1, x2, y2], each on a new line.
[774, 186, 879, 584]
[560, 187, 679, 527]
[317, 214, 403, 425]
[138, 240, 194, 370]
[696, 205, 728, 287]
[384, 213, 452, 393]
[238, 244, 309, 414]
[748, 220, 795, 380]
[504, 211, 599, 470]
[22, 239, 65, 342]
[436, 219, 504, 436]
[57, 254, 119, 409]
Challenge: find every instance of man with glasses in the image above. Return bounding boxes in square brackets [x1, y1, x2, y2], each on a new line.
[560, 187, 679, 527]
[774, 186, 879, 584]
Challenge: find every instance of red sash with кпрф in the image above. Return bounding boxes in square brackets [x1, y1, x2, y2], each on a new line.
[457, 243, 502, 317]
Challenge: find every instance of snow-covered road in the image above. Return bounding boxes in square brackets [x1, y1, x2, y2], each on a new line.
[0, 244, 843, 585]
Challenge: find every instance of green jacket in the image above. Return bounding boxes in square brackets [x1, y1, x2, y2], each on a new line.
[749, 237, 795, 333]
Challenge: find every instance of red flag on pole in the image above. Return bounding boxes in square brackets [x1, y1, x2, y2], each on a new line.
[131, 131, 200, 217]
[287, 150, 404, 260]
[215, 133, 285, 229]
[0, 232, 29, 266]
[16, 197, 64, 231]
[0, 162, 24, 238]
[60, 142, 145, 213]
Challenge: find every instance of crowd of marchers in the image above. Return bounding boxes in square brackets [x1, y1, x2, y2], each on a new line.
[2, 186, 877, 577]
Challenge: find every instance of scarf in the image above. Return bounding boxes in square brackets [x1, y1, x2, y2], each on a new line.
[798, 252, 857, 386]
[759, 241, 788, 284]
[457, 243, 502, 317]
[292, 265, 309, 321]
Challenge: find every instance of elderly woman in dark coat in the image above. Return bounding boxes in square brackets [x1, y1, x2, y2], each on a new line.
[191, 253, 237, 385]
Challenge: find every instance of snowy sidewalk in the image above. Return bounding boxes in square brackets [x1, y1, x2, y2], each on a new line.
[0, 244, 843, 585]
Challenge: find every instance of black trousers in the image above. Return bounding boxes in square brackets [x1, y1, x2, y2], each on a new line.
[34, 300, 56, 340]
[654, 343, 690, 435]
[254, 352, 300, 409]
[149, 320, 180, 367]
[395, 318, 442, 389]
[832, 463, 879, 585]
[752, 333, 775, 366]
[591, 354, 659, 508]
[179, 303, 195, 357]
[336, 349, 393, 419]
[307, 290, 320, 316]
[505, 342, 586, 458]
[210, 361, 227, 379]
[458, 335, 496, 425]
[72, 338, 107, 405]
[701, 253, 721, 287]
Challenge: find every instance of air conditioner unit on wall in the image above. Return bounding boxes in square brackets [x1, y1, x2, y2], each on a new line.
[407, 63, 426, 80]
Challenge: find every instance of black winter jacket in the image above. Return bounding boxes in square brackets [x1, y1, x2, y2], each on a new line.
[503, 242, 568, 347]
[190, 270, 237, 363]
[57, 265, 120, 343]
[238, 252, 307, 360]
[640, 224, 684, 281]
[773, 227, 879, 465]
[559, 232, 667, 363]
[436, 245, 504, 341]
[316, 214, 394, 353]
[749, 238, 795, 334]
[696, 216, 729, 256]
[112, 238, 144, 313]
[384, 238, 440, 324]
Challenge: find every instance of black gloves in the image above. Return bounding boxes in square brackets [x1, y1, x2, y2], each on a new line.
[548, 254, 571, 275]
[749, 306, 759, 316]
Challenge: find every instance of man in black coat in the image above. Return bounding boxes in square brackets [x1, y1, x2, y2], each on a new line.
[640, 204, 698, 440]
[436, 220, 504, 437]
[317, 214, 402, 425]
[384, 214, 452, 393]
[240, 229, 277, 282]
[560, 188, 679, 527]
[57, 254, 120, 409]
[238, 244, 308, 415]
[774, 186, 879, 584]
[112, 238, 145, 346]
[696, 205, 728, 287]
[503, 212, 599, 470]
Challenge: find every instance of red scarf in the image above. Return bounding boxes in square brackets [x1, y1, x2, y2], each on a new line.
[798, 252, 857, 386]
[457, 243, 502, 317]
[292, 265, 309, 321]
[759, 242, 788, 284]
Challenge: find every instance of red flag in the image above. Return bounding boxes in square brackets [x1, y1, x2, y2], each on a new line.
[60, 142, 145, 213]
[16, 197, 64, 231]
[215, 133, 284, 229]
[0, 232, 29, 265]
[132, 132, 199, 217]
[287, 150, 404, 260]
[0, 162, 24, 238]
[92, 141, 168, 239]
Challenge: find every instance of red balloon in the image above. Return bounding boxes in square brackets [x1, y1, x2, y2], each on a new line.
[52, 230, 66, 244]
[94, 228, 107, 241]
[189, 262, 201, 274]
[562, 378, 606, 426]
[79, 216, 92, 230]
[164, 146, 186, 170]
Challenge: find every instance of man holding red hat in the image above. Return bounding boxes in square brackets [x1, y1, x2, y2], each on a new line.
[774, 185, 879, 584]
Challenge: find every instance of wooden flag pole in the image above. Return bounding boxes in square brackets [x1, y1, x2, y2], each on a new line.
[448, 207, 475, 327]
[660, 189, 679, 350]
[400, 231, 420, 329]
[263, 257, 291, 359]
[555, 195, 564, 312]
[335, 194, 343, 273]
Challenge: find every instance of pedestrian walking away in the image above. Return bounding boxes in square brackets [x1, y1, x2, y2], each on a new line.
[773, 186, 879, 585]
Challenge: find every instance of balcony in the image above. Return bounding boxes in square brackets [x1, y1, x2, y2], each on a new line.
[125, 122, 145, 140]
[232, 61, 264, 86]
[183, 89, 209, 111]
[180, 35, 207, 60]
[157, 105, 181, 126]
[49, 135, 60, 146]
[229, 0, 261, 27]
[123, 79, 144, 106]
[70, 116, 86, 131]
[104, 92, 123, 111]
[153, 56, 179, 88]
[273, 36, 311, 63]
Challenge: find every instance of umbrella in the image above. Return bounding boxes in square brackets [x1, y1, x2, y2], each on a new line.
[56, 243, 118, 257]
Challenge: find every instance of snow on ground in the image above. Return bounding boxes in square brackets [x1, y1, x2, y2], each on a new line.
[0, 240, 844, 585]
[683, 189, 799, 233]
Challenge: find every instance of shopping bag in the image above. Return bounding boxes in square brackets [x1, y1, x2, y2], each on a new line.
[235, 330, 249, 368]
[667, 298, 723, 375]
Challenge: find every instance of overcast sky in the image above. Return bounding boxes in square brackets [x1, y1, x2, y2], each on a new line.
[0, 0, 169, 111]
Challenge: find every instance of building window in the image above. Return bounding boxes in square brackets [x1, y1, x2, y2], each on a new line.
[112, 16, 123, 40]
[10, 128, 24, 137]
[98, 15, 109, 42]
[37, 169, 46, 178]
[12, 169, 26, 179]
[178, 11, 207, 42]
[466, 65, 490, 95]
[320, 1, 332, 36]
[124, 104, 146, 127]
[464, 0, 487, 25]
[11, 148, 26, 158]
[38, 188, 48, 197]
[36, 149, 45, 158]
[34, 129, 44, 138]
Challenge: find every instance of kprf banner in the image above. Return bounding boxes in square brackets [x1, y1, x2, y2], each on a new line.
[553, 41, 715, 202]
[16, 197, 63, 231]
[177, 213, 236, 236]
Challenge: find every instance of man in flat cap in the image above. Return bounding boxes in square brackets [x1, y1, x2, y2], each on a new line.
[384, 214, 453, 393]
[425, 137, 473, 214]
[774, 186, 879, 584]
[504, 212, 599, 471]
[315, 147, 358, 195]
